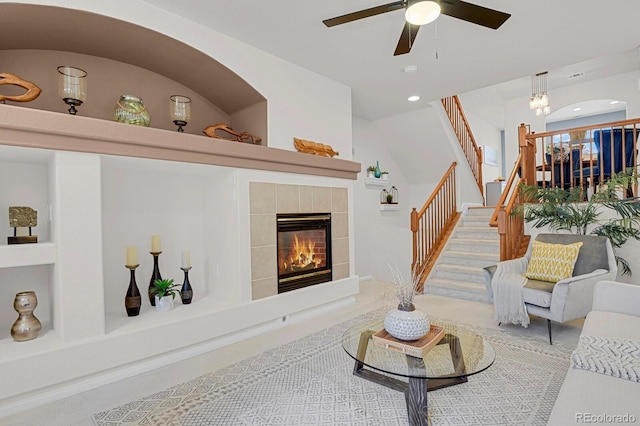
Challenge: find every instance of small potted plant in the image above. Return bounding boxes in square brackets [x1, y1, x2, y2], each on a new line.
[366, 165, 376, 178]
[386, 193, 394, 204]
[151, 278, 181, 312]
[381, 171, 389, 180]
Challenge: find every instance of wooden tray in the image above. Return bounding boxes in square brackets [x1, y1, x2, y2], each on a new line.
[373, 324, 445, 358]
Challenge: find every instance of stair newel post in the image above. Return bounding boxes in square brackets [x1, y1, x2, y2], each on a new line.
[497, 207, 507, 261]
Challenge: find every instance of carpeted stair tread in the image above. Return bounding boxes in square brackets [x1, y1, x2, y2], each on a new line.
[439, 251, 499, 267]
[427, 277, 487, 292]
[444, 250, 499, 260]
[426, 278, 489, 302]
[433, 264, 486, 284]
[455, 228, 499, 240]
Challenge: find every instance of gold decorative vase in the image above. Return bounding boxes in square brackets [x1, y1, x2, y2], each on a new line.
[11, 291, 42, 342]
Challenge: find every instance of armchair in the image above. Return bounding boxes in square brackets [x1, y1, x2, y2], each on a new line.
[485, 233, 617, 344]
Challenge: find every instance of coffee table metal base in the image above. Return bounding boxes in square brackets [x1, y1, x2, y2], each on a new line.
[353, 330, 467, 426]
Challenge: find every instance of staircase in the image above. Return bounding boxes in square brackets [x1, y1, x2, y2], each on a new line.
[424, 206, 499, 303]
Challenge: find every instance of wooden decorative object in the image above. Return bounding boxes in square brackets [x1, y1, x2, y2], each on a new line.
[293, 137, 339, 158]
[372, 324, 445, 358]
[0, 73, 42, 103]
[203, 123, 261, 144]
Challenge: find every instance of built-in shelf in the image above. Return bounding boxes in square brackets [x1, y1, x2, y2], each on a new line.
[379, 204, 400, 211]
[365, 177, 391, 186]
[0, 242, 56, 269]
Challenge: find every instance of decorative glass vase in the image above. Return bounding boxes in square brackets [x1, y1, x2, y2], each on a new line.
[113, 94, 150, 127]
[383, 303, 430, 341]
[11, 291, 42, 342]
[374, 161, 381, 178]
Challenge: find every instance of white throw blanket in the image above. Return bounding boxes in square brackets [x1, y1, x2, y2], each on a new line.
[571, 335, 640, 382]
[491, 257, 530, 328]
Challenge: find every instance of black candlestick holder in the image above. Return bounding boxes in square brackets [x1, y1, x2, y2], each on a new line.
[148, 251, 163, 306]
[180, 266, 193, 304]
[63, 97, 83, 115]
[125, 264, 141, 317]
[173, 120, 187, 133]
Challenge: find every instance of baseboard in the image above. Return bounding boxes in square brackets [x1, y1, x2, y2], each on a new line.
[0, 295, 356, 418]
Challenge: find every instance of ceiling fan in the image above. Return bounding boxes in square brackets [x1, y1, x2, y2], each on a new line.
[323, 0, 511, 56]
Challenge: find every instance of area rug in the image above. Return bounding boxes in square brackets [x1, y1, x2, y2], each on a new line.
[93, 307, 573, 425]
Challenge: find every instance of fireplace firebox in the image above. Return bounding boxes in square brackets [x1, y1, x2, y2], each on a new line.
[276, 213, 332, 293]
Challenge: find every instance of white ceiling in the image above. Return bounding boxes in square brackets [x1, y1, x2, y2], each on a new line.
[141, 0, 640, 123]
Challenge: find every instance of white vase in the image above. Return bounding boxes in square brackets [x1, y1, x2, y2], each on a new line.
[154, 295, 174, 312]
[383, 305, 430, 341]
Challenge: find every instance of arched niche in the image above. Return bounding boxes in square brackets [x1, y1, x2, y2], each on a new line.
[0, 3, 267, 143]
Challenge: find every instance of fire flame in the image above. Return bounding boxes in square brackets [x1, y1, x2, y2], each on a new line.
[282, 234, 322, 272]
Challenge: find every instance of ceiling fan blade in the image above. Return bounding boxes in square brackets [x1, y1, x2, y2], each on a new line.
[323, 1, 404, 27]
[394, 22, 421, 56]
[439, 0, 511, 29]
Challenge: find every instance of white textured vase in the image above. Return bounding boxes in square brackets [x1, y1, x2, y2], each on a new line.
[154, 295, 174, 312]
[384, 304, 430, 341]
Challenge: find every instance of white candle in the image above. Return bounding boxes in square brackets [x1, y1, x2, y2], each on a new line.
[151, 235, 161, 252]
[181, 250, 191, 268]
[126, 246, 138, 266]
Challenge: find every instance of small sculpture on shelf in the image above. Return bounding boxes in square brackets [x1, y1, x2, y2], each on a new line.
[293, 137, 339, 157]
[0, 72, 42, 103]
[8, 206, 38, 244]
[203, 123, 261, 144]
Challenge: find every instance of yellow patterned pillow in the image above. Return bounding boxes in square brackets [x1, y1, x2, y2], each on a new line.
[525, 241, 584, 283]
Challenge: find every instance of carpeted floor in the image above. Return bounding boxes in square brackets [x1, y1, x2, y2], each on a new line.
[93, 305, 573, 426]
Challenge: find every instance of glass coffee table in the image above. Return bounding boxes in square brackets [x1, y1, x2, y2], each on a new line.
[342, 319, 495, 426]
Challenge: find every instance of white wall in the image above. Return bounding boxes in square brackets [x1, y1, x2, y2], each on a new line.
[352, 117, 412, 281]
[464, 110, 503, 184]
[3, 0, 353, 159]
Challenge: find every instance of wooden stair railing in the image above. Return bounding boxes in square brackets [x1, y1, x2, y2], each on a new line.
[441, 95, 483, 197]
[411, 162, 460, 292]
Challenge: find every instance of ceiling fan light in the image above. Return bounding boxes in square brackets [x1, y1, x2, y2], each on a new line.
[405, 1, 441, 26]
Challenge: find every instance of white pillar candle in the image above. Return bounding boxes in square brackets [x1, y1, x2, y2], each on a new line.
[181, 250, 191, 268]
[126, 246, 138, 266]
[151, 235, 161, 252]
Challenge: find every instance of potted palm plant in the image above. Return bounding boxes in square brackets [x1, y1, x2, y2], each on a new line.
[151, 278, 181, 312]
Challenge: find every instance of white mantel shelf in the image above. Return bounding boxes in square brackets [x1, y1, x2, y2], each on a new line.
[0, 105, 361, 180]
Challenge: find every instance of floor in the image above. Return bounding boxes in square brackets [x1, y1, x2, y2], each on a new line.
[0, 279, 584, 426]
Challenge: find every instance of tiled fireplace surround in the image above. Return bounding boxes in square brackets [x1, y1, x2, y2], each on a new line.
[249, 182, 350, 300]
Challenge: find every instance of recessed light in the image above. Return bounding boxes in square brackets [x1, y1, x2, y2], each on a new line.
[573, 107, 581, 112]
[408, 95, 420, 102]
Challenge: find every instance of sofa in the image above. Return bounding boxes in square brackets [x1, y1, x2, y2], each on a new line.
[547, 280, 640, 425]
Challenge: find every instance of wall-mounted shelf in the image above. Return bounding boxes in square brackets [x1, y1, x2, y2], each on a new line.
[379, 204, 400, 211]
[0, 243, 56, 269]
[365, 177, 391, 186]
